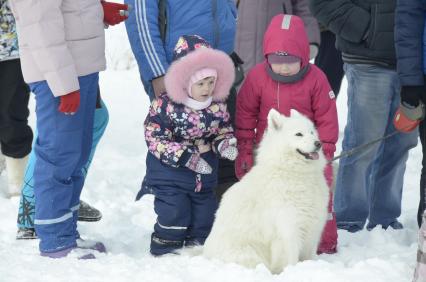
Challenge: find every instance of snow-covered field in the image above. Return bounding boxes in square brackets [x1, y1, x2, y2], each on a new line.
[0, 24, 422, 282]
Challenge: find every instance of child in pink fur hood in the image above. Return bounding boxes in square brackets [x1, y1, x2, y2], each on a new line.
[141, 35, 237, 255]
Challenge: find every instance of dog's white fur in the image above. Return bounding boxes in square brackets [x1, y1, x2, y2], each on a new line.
[203, 109, 329, 274]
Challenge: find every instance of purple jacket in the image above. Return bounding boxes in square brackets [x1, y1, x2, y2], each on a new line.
[235, 0, 320, 73]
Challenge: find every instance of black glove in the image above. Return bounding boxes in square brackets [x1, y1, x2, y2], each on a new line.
[400, 85, 426, 107]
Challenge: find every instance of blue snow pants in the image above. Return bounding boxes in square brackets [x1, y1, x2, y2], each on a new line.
[17, 98, 109, 229]
[150, 183, 218, 256]
[30, 73, 98, 253]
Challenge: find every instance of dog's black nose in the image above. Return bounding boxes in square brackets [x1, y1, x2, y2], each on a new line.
[314, 141, 322, 149]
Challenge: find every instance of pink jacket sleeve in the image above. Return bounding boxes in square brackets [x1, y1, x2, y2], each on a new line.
[235, 71, 261, 152]
[311, 69, 339, 159]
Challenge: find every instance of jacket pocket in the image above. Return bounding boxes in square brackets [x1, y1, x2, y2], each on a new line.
[364, 3, 395, 51]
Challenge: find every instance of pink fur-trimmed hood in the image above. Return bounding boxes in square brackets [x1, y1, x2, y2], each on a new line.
[165, 48, 235, 104]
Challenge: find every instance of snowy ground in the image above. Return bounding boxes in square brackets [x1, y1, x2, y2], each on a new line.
[0, 24, 422, 282]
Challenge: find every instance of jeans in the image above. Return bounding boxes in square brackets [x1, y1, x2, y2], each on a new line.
[31, 73, 98, 252]
[334, 63, 418, 231]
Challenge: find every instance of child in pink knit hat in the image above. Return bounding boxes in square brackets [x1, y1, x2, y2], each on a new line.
[139, 35, 237, 256]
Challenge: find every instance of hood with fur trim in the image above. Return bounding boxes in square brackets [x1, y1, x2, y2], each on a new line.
[165, 37, 235, 104]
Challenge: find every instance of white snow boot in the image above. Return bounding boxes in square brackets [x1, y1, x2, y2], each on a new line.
[0, 153, 5, 175]
[5, 155, 28, 198]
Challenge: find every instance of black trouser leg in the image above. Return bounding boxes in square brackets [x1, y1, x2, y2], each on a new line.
[215, 86, 238, 202]
[314, 31, 345, 96]
[418, 120, 426, 227]
[0, 59, 33, 158]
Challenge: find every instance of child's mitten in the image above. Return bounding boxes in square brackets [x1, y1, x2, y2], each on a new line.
[185, 154, 212, 174]
[218, 138, 238, 161]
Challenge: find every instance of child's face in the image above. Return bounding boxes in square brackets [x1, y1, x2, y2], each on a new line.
[190, 76, 216, 102]
[270, 62, 301, 76]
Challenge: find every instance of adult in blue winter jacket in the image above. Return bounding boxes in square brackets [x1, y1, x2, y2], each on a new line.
[393, 0, 426, 228]
[125, 0, 237, 100]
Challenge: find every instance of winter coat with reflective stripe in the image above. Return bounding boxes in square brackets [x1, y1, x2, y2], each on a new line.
[8, 0, 106, 97]
[236, 15, 338, 158]
[124, 0, 237, 83]
[235, 0, 320, 74]
[0, 0, 19, 62]
[395, 0, 426, 87]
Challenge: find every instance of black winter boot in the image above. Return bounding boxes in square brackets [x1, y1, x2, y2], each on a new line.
[78, 200, 102, 222]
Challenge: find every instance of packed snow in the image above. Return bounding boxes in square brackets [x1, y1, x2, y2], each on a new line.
[0, 23, 421, 282]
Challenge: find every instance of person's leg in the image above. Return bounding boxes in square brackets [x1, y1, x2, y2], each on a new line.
[334, 63, 396, 232]
[314, 31, 344, 96]
[216, 86, 238, 202]
[17, 89, 108, 237]
[77, 94, 109, 222]
[32, 73, 97, 254]
[16, 148, 36, 231]
[418, 121, 426, 227]
[413, 211, 426, 282]
[367, 73, 418, 229]
[186, 188, 218, 246]
[69, 74, 99, 239]
[151, 185, 191, 256]
[0, 60, 33, 196]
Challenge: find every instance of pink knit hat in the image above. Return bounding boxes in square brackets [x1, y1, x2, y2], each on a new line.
[187, 68, 218, 97]
[165, 35, 235, 104]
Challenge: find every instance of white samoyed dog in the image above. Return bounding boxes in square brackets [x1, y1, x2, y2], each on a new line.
[203, 109, 329, 274]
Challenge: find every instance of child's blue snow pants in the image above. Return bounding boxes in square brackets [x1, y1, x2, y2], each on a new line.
[150, 183, 218, 256]
[17, 98, 109, 230]
[30, 73, 98, 253]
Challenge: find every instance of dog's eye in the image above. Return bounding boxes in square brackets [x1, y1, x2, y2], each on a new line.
[295, 133, 303, 137]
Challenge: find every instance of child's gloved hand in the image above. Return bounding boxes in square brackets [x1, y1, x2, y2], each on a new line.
[235, 151, 253, 180]
[218, 138, 238, 161]
[58, 90, 80, 114]
[101, 0, 129, 26]
[185, 154, 212, 174]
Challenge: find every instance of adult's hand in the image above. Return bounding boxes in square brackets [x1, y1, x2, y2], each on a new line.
[58, 90, 80, 115]
[152, 76, 166, 98]
[101, 0, 129, 26]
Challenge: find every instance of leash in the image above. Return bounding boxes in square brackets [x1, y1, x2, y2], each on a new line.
[330, 127, 410, 163]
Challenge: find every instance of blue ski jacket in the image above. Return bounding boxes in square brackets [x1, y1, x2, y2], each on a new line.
[395, 0, 426, 86]
[125, 0, 237, 87]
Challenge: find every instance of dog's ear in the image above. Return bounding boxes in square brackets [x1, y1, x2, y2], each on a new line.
[290, 109, 303, 118]
[268, 108, 283, 130]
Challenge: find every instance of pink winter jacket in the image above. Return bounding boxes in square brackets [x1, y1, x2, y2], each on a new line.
[235, 14, 338, 181]
[9, 0, 106, 97]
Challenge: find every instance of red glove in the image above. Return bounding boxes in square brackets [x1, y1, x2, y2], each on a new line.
[235, 151, 253, 180]
[393, 102, 424, 133]
[101, 0, 129, 26]
[58, 90, 80, 114]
